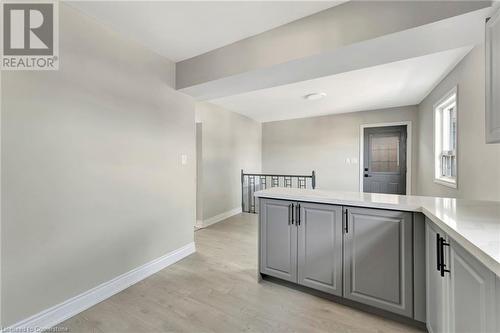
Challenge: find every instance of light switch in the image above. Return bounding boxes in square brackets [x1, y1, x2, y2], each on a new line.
[181, 154, 188, 165]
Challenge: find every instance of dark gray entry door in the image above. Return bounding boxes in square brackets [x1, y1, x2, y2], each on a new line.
[363, 125, 407, 194]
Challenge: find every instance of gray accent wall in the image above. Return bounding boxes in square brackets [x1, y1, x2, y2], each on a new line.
[1, 4, 195, 326]
[196, 102, 261, 221]
[262, 106, 418, 193]
[416, 44, 500, 201]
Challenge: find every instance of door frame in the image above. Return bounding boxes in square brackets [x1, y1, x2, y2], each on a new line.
[359, 121, 412, 195]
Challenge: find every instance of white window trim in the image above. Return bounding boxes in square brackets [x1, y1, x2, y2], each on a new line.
[433, 86, 458, 189]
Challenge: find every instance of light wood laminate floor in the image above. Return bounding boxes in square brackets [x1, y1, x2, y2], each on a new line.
[61, 213, 423, 333]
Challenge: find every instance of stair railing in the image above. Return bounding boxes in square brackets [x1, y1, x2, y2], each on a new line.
[241, 170, 316, 213]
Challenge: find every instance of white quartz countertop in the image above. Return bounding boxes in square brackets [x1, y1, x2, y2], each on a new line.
[254, 187, 500, 276]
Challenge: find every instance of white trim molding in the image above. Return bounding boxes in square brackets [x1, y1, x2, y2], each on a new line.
[195, 207, 242, 229]
[4, 242, 196, 332]
[359, 121, 413, 195]
[433, 86, 458, 189]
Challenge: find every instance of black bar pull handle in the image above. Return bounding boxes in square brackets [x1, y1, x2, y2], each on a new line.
[344, 209, 349, 233]
[296, 204, 301, 226]
[288, 204, 292, 225]
[436, 233, 441, 271]
[440, 237, 451, 277]
[291, 203, 295, 225]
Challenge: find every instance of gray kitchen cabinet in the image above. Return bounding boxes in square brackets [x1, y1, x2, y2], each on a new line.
[412, 213, 427, 323]
[486, 8, 500, 143]
[448, 239, 496, 333]
[259, 198, 297, 282]
[343, 207, 413, 317]
[258, 194, 499, 328]
[297, 202, 343, 296]
[496, 276, 500, 332]
[425, 222, 448, 333]
[425, 219, 497, 333]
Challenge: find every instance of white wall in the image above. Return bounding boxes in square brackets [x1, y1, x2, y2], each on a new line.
[1, 4, 195, 326]
[262, 106, 418, 193]
[417, 44, 500, 201]
[177, 1, 489, 90]
[196, 102, 261, 222]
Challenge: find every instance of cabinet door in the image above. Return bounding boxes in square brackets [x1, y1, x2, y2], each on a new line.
[343, 207, 413, 317]
[486, 8, 500, 143]
[425, 221, 448, 333]
[448, 240, 496, 333]
[259, 198, 297, 282]
[297, 202, 342, 296]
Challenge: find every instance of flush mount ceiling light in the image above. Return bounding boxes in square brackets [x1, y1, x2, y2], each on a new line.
[304, 92, 327, 101]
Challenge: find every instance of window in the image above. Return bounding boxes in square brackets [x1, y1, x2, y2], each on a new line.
[434, 87, 457, 188]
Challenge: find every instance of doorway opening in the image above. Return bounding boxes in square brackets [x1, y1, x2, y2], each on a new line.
[359, 122, 412, 195]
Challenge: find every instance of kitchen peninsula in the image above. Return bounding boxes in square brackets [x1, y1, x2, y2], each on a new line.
[254, 187, 500, 332]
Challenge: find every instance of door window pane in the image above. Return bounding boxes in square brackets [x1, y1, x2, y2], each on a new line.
[370, 135, 400, 173]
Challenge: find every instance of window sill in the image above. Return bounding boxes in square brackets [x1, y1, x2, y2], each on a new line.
[434, 178, 457, 189]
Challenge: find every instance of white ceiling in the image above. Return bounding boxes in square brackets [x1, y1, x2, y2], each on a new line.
[69, 1, 343, 62]
[209, 47, 472, 122]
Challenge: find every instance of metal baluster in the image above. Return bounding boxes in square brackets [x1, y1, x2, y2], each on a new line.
[246, 175, 252, 213]
[241, 170, 245, 212]
[260, 176, 266, 190]
[252, 176, 256, 213]
[249, 176, 255, 213]
[272, 176, 279, 187]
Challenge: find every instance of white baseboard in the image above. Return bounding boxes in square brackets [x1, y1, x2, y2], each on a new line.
[196, 207, 242, 229]
[5, 242, 195, 331]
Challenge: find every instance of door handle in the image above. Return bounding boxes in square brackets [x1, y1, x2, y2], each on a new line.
[296, 204, 301, 226]
[288, 204, 293, 225]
